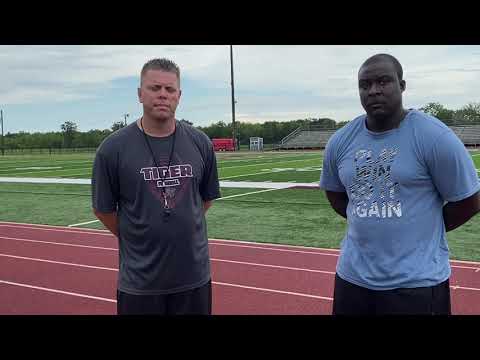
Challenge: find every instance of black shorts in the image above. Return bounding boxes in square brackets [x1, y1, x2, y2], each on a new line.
[332, 273, 451, 315]
[117, 280, 212, 315]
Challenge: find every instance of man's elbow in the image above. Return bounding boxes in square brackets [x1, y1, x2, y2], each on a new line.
[203, 200, 213, 212]
[93, 208, 108, 219]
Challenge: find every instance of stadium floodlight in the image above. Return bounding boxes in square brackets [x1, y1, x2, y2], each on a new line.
[123, 113, 129, 126]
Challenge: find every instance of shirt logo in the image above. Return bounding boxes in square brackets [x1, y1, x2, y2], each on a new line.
[349, 148, 402, 218]
[140, 164, 193, 188]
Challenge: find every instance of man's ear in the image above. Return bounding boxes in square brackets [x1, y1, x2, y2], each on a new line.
[400, 79, 406, 92]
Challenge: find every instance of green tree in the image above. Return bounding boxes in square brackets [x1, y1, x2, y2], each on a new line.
[60, 121, 78, 148]
[454, 102, 480, 124]
[419, 102, 456, 124]
[111, 121, 126, 132]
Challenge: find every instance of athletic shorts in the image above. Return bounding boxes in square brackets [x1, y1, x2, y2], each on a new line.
[117, 280, 212, 315]
[332, 273, 451, 315]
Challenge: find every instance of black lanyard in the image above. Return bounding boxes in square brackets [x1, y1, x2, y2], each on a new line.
[140, 117, 177, 219]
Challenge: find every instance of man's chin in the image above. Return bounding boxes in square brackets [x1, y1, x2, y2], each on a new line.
[367, 109, 389, 121]
[151, 111, 174, 122]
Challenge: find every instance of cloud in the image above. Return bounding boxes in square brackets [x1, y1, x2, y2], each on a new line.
[1, 45, 480, 131]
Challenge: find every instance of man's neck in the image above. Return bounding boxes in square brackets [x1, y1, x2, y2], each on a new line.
[367, 107, 407, 133]
[138, 116, 176, 137]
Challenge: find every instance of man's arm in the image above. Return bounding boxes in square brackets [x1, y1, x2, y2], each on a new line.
[443, 191, 480, 232]
[93, 208, 119, 237]
[325, 190, 349, 219]
[203, 200, 213, 214]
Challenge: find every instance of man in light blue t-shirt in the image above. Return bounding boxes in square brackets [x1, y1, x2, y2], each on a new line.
[320, 53, 480, 315]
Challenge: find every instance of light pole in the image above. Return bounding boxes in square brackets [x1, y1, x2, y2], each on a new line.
[230, 45, 237, 151]
[1, 110, 4, 156]
[123, 113, 129, 126]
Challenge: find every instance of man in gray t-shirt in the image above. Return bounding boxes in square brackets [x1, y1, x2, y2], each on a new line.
[92, 58, 221, 315]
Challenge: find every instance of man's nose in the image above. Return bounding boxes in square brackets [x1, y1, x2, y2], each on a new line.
[368, 83, 381, 95]
[157, 88, 168, 98]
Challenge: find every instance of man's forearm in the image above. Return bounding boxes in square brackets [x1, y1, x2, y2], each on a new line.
[325, 191, 349, 219]
[203, 200, 213, 214]
[93, 209, 119, 237]
[332, 201, 348, 219]
[443, 192, 480, 232]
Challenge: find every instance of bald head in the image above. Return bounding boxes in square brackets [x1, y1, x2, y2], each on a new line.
[360, 54, 403, 81]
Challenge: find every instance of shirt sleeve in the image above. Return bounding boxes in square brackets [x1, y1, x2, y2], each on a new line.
[91, 149, 120, 212]
[199, 140, 221, 202]
[319, 134, 346, 193]
[427, 130, 480, 202]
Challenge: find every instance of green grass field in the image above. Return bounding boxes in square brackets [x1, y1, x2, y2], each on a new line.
[1, 150, 479, 261]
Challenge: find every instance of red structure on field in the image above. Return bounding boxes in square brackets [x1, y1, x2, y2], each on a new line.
[212, 138, 236, 151]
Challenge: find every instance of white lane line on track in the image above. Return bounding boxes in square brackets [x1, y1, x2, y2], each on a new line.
[0, 278, 334, 304]
[0, 250, 333, 275]
[0, 236, 117, 251]
[0, 223, 111, 235]
[211, 258, 335, 275]
[0, 253, 117, 271]
[213, 281, 333, 301]
[68, 220, 100, 227]
[2, 250, 480, 293]
[450, 285, 480, 292]
[2, 235, 479, 272]
[0, 280, 117, 303]
[210, 241, 342, 257]
[2, 222, 480, 267]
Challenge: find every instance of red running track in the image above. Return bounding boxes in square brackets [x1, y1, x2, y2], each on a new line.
[0, 221, 479, 315]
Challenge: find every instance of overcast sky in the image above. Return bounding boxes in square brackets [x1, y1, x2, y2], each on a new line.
[1, 45, 479, 133]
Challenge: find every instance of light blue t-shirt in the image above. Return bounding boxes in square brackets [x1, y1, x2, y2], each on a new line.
[320, 109, 480, 290]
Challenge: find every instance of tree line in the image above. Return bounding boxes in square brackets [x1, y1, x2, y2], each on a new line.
[2, 102, 479, 150]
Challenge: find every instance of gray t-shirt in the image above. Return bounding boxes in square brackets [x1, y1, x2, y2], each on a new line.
[92, 120, 221, 295]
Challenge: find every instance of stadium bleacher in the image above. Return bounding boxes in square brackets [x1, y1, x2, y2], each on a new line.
[450, 125, 480, 146]
[278, 126, 336, 150]
[278, 123, 480, 150]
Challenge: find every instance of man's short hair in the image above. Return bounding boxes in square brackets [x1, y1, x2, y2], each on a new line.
[141, 58, 181, 85]
[360, 54, 403, 81]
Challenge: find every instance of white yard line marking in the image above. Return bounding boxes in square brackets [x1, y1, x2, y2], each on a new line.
[0, 177, 321, 189]
[9, 167, 92, 177]
[219, 158, 320, 169]
[220, 167, 323, 180]
[0, 279, 117, 303]
[68, 219, 100, 227]
[218, 188, 282, 200]
[220, 170, 286, 180]
[0, 177, 91, 184]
